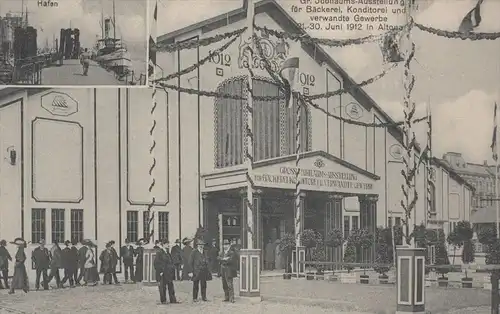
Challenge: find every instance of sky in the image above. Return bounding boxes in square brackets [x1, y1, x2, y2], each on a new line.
[1, 0, 147, 49]
[159, 0, 500, 165]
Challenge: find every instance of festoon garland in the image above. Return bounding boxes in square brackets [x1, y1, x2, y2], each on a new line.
[156, 27, 247, 53]
[400, 13, 418, 246]
[154, 32, 243, 83]
[415, 22, 500, 40]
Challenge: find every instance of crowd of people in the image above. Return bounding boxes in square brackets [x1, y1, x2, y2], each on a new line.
[0, 236, 239, 305]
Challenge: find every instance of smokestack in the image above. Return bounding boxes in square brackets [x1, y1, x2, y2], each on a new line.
[104, 18, 111, 39]
[243, 0, 248, 10]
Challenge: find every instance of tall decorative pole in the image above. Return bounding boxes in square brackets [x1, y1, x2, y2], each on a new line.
[396, 2, 426, 313]
[142, 0, 158, 286]
[426, 98, 433, 221]
[239, 0, 261, 300]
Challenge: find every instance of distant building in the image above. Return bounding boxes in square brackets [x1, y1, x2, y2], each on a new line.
[442, 152, 499, 233]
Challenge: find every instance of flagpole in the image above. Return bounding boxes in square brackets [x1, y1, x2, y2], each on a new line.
[496, 104, 499, 239]
[426, 98, 432, 224]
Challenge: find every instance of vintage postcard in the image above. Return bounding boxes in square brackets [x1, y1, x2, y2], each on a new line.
[0, 0, 148, 87]
[0, 0, 499, 313]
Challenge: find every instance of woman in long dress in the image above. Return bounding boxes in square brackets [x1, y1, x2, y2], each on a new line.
[8, 238, 29, 294]
[83, 240, 98, 286]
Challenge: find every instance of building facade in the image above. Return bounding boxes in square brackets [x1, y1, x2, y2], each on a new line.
[0, 1, 474, 278]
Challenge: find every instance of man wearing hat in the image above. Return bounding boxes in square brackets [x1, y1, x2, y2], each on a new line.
[61, 240, 78, 288]
[0, 239, 12, 289]
[154, 239, 178, 304]
[170, 239, 182, 281]
[109, 240, 120, 284]
[134, 239, 145, 282]
[188, 239, 211, 302]
[181, 238, 193, 280]
[120, 238, 135, 283]
[32, 239, 50, 290]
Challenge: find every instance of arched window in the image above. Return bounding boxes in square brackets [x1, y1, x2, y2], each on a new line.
[214, 77, 310, 168]
[429, 182, 436, 214]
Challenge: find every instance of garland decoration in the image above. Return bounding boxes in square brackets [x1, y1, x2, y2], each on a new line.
[415, 22, 500, 40]
[254, 25, 404, 47]
[295, 93, 305, 249]
[156, 27, 247, 52]
[302, 97, 427, 128]
[305, 63, 398, 101]
[154, 34, 241, 83]
[253, 30, 286, 90]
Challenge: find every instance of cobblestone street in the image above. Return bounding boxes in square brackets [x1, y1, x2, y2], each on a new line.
[0, 277, 492, 314]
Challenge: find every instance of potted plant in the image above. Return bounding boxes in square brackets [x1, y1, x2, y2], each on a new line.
[446, 229, 461, 267]
[479, 226, 499, 290]
[453, 221, 474, 288]
[352, 228, 373, 284]
[435, 229, 450, 287]
[302, 229, 319, 279]
[279, 233, 296, 280]
[325, 228, 344, 281]
[341, 242, 357, 283]
[373, 227, 393, 284]
[310, 234, 326, 280]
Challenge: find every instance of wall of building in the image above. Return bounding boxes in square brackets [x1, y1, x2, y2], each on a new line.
[0, 87, 177, 279]
[156, 10, 436, 233]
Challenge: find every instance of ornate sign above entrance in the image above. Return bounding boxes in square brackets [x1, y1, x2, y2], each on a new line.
[253, 166, 374, 191]
[238, 31, 290, 71]
[313, 158, 325, 168]
[345, 102, 363, 120]
[389, 144, 403, 160]
[41, 92, 78, 117]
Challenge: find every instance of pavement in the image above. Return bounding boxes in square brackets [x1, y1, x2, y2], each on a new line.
[38, 60, 125, 86]
[0, 276, 492, 314]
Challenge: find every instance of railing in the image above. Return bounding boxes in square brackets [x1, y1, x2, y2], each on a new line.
[8, 53, 60, 85]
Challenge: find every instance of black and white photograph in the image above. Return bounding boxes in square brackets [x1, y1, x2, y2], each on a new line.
[0, 0, 500, 313]
[0, 0, 148, 87]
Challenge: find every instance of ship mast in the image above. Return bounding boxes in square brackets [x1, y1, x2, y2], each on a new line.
[112, 0, 116, 47]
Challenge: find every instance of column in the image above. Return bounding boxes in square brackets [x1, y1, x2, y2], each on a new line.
[396, 247, 426, 313]
[326, 194, 343, 269]
[359, 195, 378, 263]
[239, 189, 262, 299]
[292, 191, 306, 276]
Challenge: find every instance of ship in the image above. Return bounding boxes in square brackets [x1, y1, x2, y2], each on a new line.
[94, 0, 132, 76]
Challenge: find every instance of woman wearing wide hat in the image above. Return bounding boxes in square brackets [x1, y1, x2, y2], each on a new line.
[8, 237, 29, 294]
[82, 239, 98, 286]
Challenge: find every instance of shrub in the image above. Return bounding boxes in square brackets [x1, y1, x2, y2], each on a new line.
[435, 229, 450, 278]
[478, 226, 497, 246]
[343, 243, 356, 273]
[373, 227, 393, 276]
[343, 228, 373, 272]
[302, 229, 319, 249]
[279, 233, 296, 274]
[325, 228, 344, 248]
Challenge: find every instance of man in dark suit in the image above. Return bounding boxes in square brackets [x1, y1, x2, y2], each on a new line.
[76, 240, 88, 285]
[120, 239, 135, 283]
[109, 240, 120, 284]
[219, 241, 238, 303]
[0, 239, 12, 289]
[170, 239, 182, 281]
[61, 240, 78, 288]
[188, 239, 211, 302]
[154, 239, 178, 305]
[31, 239, 50, 290]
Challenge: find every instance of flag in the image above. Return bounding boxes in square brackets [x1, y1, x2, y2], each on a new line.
[459, 0, 484, 34]
[380, 33, 403, 63]
[417, 145, 429, 171]
[280, 57, 299, 108]
[492, 102, 498, 161]
[148, 1, 158, 78]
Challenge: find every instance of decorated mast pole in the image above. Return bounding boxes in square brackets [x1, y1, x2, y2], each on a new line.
[142, 0, 158, 286]
[396, 1, 426, 313]
[239, 0, 261, 300]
